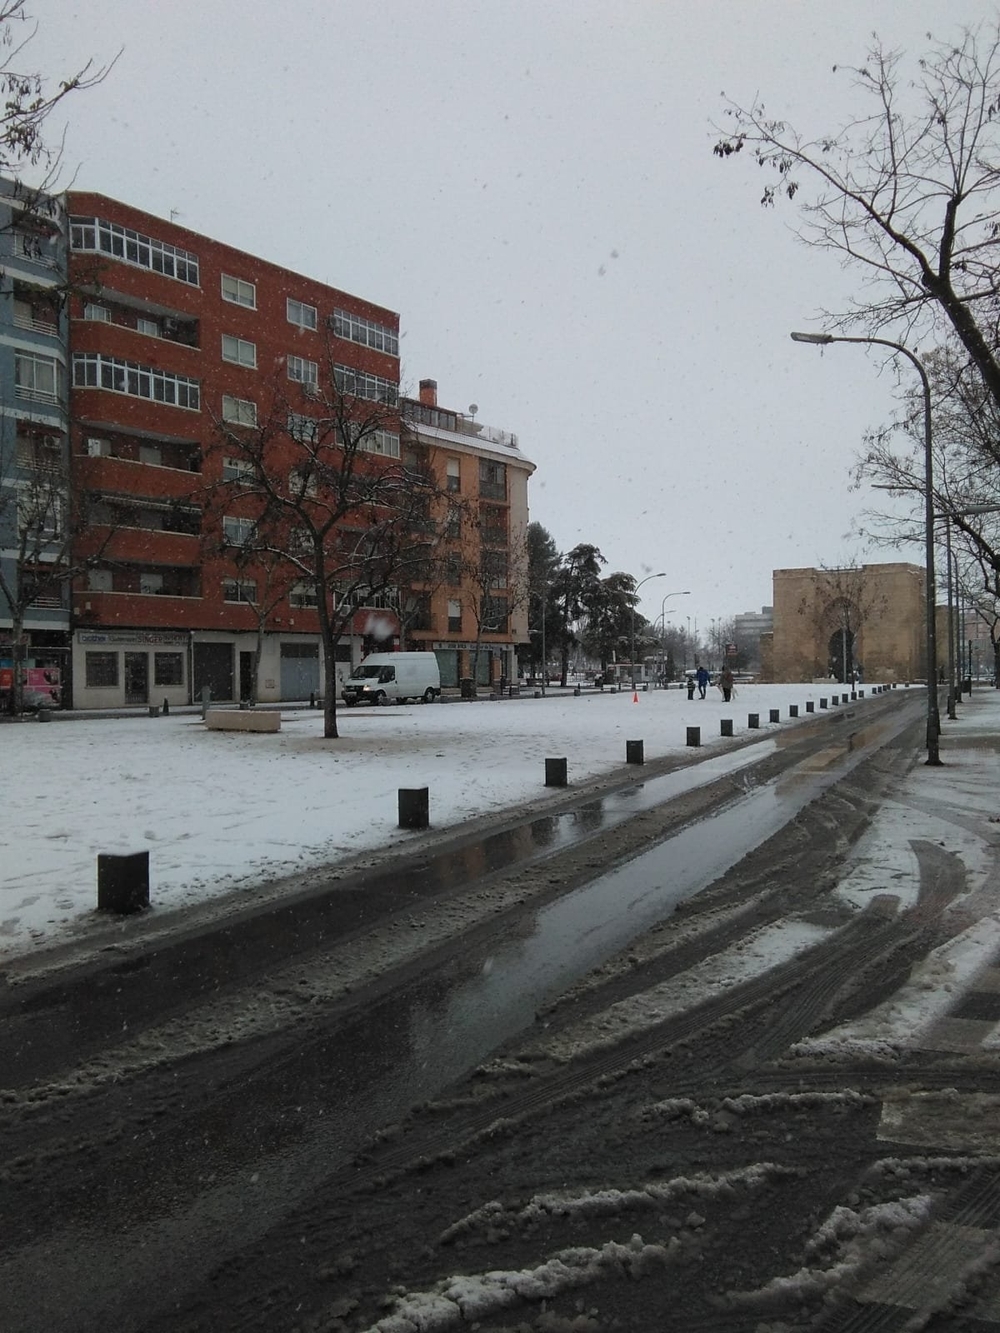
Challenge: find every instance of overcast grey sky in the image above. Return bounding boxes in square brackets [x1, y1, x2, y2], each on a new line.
[28, 1, 997, 631]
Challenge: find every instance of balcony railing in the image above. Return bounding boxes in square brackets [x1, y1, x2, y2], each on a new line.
[14, 384, 61, 405]
[12, 309, 59, 336]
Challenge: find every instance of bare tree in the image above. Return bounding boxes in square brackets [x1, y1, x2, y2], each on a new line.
[451, 516, 530, 694]
[715, 23, 1000, 408]
[204, 360, 446, 739]
[0, 426, 112, 713]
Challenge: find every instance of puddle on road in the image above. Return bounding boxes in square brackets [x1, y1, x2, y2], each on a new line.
[317, 708, 918, 1151]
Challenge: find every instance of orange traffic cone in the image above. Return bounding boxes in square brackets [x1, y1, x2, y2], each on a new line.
[632, 691, 639, 703]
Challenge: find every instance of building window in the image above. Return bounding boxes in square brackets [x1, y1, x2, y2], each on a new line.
[222, 455, 254, 483]
[139, 571, 164, 595]
[222, 577, 257, 603]
[289, 466, 318, 498]
[154, 652, 183, 686]
[221, 395, 257, 427]
[479, 458, 506, 500]
[447, 600, 462, 633]
[287, 298, 317, 330]
[333, 363, 398, 405]
[70, 216, 199, 285]
[85, 651, 119, 687]
[17, 484, 63, 537]
[360, 428, 400, 458]
[446, 459, 461, 492]
[330, 308, 399, 357]
[221, 334, 257, 367]
[289, 581, 318, 608]
[72, 352, 200, 410]
[221, 273, 256, 308]
[83, 301, 111, 322]
[138, 443, 162, 467]
[287, 354, 318, 387]
[445, 555, 461, 586]
[445, 506, 461, 539]
[14, 351, 60, 404]
[223, 515, 256, 547]
[136, 316, 159, 337]
[287, 412, 319, 444]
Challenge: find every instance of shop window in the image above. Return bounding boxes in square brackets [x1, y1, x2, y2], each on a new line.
[86, 651, 118, 687]
[154, 652, 183, 686]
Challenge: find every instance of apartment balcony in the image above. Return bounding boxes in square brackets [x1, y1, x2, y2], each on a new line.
[75, 589, 204, 630]
[89, 525, 201, 567]
[77, 452, 202, 499]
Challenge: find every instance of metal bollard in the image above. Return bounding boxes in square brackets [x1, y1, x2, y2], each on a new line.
[806, 700, 814, 712]
[747, 713, 759, 729]
[97, 850, 150, 914]
[769, 709, 779, 723]
[545, 757, 568, 787]
[820, 697, 828, 709]
[200, 684, 211, 719]
[149, 704, 160, 717]
[574, 685, 581, 696]
[162, 698, 170, 716]
[789, 704, 798, 717]
[686, 726, 701, 747]
[720, 718, 733, 737]
[626, 739, 644, 765]
[398, 787, 429, 830]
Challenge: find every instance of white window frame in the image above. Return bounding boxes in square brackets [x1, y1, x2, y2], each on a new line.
[287, 354, 318, 387]
[84, 302, 111, 322]
[221, 333, 257, 368]
[289, 581, 319, 608]
[222, 456, 254, 483]
[221, 273, 256, 309]
[223, 515, 256, 547]
[221, 395, 257, 427]
[136, 316, 159, 337]
[222, 577, 257, 603]
[139, 571, 164, 595]
[286, 298, 317, 330]
[287, 412, 319, 444]
[15, 350, 60, 403]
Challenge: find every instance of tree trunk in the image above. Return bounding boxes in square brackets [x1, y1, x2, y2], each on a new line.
[318, 595, 340, 739]
[251, 621, 264, 706]
[11, 609, 25, 717]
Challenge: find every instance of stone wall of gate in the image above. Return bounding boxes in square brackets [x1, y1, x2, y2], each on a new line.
[767, 562, 927, 683]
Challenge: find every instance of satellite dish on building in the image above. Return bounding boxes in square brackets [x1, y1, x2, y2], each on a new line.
[468, 403, 478, 418]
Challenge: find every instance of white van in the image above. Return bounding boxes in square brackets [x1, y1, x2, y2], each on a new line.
[341, 652, 441, 706]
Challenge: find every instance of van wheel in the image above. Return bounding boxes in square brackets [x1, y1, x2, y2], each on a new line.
[373, 691, 387, 706]
[422, 688, 435, 703]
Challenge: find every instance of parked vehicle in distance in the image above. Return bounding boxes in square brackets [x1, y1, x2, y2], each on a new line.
[341, 652, 441, 706]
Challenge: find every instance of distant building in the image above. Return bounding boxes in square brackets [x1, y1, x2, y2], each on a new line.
[400, 379, 535, 687]
[732, 605, 772, 669]
[0, 179, 70, 708]
[767, 563, 927, 682]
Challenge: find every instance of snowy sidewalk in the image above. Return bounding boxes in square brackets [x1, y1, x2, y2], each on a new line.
[0, 681, 944, 960]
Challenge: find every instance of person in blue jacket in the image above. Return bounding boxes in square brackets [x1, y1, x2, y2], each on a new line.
[696, 664, 710, 699]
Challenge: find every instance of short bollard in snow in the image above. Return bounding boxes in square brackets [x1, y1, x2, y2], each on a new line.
[769, 709, 779, 723]
[398, 787, 429, 830]
[686, 726, 701, 747]
[97, 850, 150, 915]
[545, 757, 568, 787]
[806, 701, 815, 712]
[720, 719, 734, 737]
[748, 713, 759, 729]
[789, 704, 799, 718]
[626, 739, 644, 765]
[820, 698, 828, 709]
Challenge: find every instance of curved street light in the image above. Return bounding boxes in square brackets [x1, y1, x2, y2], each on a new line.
[790, 331, 940, 764]
[630, 572, 666, 689]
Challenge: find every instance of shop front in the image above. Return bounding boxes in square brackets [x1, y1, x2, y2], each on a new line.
[74, 629, 190, 711]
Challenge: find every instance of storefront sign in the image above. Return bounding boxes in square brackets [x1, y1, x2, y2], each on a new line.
[78, 631, 188, 646]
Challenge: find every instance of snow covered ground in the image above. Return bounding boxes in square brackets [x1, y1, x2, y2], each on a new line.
[0, 680, 983, 966]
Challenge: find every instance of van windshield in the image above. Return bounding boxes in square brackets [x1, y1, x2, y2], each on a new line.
[353, 665, 383, 679]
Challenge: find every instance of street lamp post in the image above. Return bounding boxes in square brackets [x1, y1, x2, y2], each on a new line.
[630, 572, 666, 689]
[791, 331, 941, 765]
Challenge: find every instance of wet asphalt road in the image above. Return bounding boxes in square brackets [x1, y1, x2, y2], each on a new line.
[0, 691, 923, 1332]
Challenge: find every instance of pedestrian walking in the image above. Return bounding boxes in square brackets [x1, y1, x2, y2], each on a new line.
[686, 673, 696, 701]
[696, 664, 710, 699]
[719, 666, 734, 703]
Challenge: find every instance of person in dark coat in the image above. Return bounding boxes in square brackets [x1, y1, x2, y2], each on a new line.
[719, 666, 734, 702]
[696, 664, 710, 699]
[686, 673, 696, 700]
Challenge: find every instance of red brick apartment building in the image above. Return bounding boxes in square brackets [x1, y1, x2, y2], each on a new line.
[65, 194, 534, 708]
[67, 193, 408, 708]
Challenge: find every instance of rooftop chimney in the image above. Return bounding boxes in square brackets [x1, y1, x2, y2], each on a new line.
[419, 378, 438, 407]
